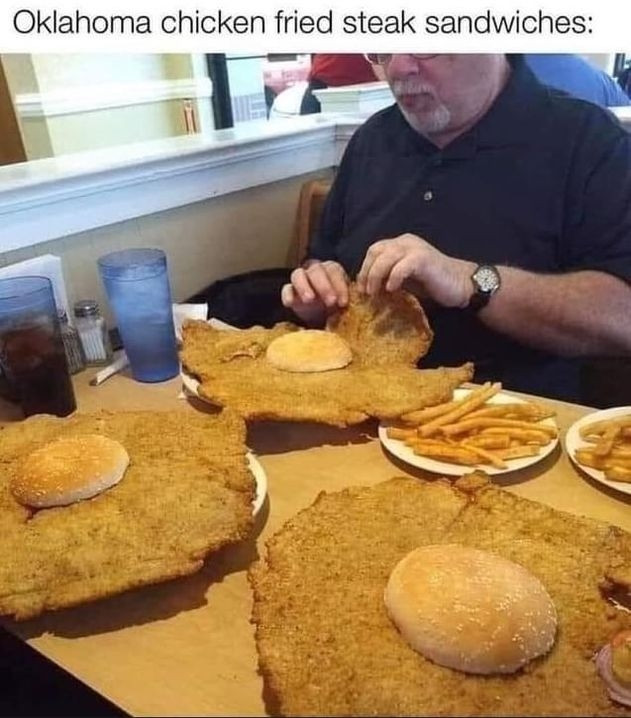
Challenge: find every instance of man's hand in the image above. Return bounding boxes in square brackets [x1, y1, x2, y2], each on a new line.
[357, 233, 476, 308]
[281, 260, 350, 325]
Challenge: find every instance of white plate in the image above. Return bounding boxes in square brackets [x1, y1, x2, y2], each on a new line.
[247, 452, 267, 516]
[179, 320, 267, 514]
[379, 388, 559, 476]
[179, 318, 239, 403]
[565, 406, 631, 496]
[181, 369, 202, 399]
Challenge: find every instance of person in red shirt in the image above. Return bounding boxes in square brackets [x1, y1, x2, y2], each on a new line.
[300, 54, 380, 114]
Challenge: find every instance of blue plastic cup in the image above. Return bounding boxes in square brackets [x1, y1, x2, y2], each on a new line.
[0, 276, 76, 417]
[97, 249, 179, 382]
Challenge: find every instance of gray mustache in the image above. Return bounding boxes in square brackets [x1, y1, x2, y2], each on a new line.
[391, 79, 435, 96]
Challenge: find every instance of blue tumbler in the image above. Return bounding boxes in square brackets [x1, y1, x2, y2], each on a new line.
[97, 249, 179, 382]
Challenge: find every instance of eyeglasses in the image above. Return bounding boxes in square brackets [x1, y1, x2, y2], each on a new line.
[364, 54, 439, 66]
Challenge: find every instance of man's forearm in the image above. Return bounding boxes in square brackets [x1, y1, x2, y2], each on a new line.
[479, 268, 631, 357]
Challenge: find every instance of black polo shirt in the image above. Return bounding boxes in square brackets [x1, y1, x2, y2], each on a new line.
[309, 56, 631, 402]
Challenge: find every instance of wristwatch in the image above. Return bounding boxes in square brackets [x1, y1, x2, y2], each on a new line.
[467, 264, 501, 311]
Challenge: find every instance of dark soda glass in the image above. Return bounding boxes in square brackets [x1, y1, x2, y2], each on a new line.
[0, 277, 76, 418]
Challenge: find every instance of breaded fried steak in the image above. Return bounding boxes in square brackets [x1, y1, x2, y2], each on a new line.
[180, 286, 472, 426]
[250, 476, 631, 716]
[0, 410, 254, 620]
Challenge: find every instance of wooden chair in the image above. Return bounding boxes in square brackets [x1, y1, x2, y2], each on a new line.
[289, 178, 332, 266]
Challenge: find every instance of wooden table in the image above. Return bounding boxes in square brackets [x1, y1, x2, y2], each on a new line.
[2, 370, 631, 717]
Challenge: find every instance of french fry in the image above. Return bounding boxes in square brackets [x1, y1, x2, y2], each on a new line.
[386, 426, 418, 441]
[460, 442, 507, 470]
[574, 449, 606, 470]
[400, 397, 468, 425]
[409, 443, 479, 465]
[602, 457, 631, 469]
[418, 382, 502, 437]
[464, 434, 511, 450]
[604, 465, 631, 483]
[573, 413, 631, 484]
[441, 417, 557, 438]
[579, 434, 605, 444]
[579, 417, 631, 439]
[465, 403, 555, 421]
[480, 427, 552, 445]
[403, 437, 449, 448]
[593, 425, 621, 457]
[494, 445, 541, 460]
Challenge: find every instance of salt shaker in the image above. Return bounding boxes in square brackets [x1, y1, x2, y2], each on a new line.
[74, 300, 113, 366]
[58, 311, 86, 374]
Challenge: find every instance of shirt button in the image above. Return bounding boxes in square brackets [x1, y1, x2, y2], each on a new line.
[423, 190, 433, 202]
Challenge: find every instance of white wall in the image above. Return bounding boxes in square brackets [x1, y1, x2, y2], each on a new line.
[0, 170, 332, 325]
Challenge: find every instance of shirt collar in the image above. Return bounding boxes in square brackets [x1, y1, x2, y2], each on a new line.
[395, 54, 549, 158]
[472, 54, 550, 149]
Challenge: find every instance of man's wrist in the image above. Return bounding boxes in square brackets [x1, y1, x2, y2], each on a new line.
[457, 260, 477, 308]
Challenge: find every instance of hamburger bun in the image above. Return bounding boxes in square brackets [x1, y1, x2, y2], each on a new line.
[10, 434, 129, 508]
[384, 544, 557, 674]
[266, 330, 352, 373]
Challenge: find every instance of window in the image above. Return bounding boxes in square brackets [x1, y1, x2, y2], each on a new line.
[206, 53, 312, 128]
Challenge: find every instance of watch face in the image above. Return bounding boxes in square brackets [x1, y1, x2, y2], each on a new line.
[473, 265, 500, 294]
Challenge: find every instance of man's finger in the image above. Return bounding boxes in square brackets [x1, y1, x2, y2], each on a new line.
[305, 263, 341, 307]
[290, 267, 316, 303]
[325, 263, 350, 306]
[281, 283, 295, 308]
[365, 250, 400, 296]
[386, 255, 418, 293]
[357, 247, 382, 294]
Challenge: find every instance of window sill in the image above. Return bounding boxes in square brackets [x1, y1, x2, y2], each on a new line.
[0, 114, 363, 253]
[0, 106, 628, 254]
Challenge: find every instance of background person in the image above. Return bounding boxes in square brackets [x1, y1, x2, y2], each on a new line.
[525, 53, 630, 107]
[618, 63, 631, 99]
[300, 54, 380, 114]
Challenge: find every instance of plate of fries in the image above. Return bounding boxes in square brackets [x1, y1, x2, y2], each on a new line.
[566, 407, 631, 493]
[379, 383, 559, 476]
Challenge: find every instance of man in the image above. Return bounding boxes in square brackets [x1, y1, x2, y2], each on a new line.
[525, 54, 630, 107]
[282, 54, 631, 401]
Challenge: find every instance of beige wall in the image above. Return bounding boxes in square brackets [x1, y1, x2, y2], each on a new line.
[2, 53, 39, 94]
[30, 54, 190, 88]
[2, 54, 212, 160]
[42, 101, 188, 155]
[0, 170, 332, 326]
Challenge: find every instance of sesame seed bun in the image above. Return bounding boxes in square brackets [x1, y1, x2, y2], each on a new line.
[384, 544, 557, 675]
[10, 434, 129, 509]
[266, 330, 352, 373]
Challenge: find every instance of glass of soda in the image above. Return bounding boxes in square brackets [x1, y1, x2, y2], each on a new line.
[0, 276, 76, 417]
[97, 248, 179, 382]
